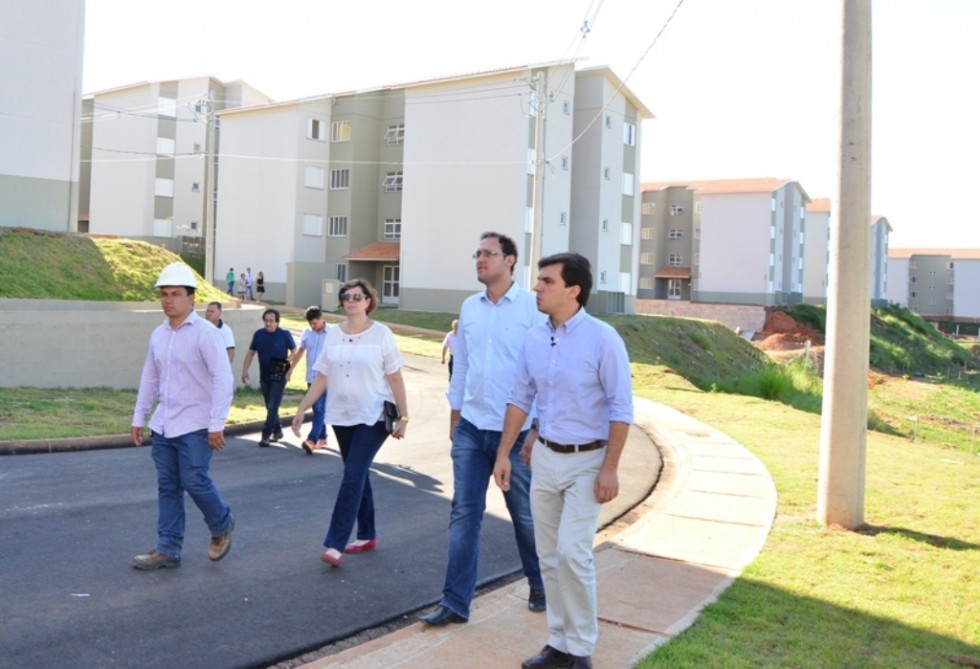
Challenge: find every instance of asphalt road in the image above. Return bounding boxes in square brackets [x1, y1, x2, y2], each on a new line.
[0, 353, 660, 669]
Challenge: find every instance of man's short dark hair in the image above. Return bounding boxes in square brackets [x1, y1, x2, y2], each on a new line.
[539, 252, 592, 307]
[208, 301, 222, 311]
[262, 308, 280, 323]
[304, 306, 323, 322]
[480, 231, 518, 275]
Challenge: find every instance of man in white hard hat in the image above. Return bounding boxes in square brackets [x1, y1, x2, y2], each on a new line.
[131, 263, 236, 570]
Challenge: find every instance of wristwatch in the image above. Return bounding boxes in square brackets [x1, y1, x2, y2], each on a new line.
[530, 420, 540, 431]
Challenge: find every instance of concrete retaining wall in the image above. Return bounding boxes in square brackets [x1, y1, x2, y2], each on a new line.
[635, 299, 766, 335]
[0, 299, 266, 389]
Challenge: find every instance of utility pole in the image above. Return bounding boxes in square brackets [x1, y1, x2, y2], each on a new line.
[817, 0, 872, 529]
[202, 93, 217, 285]
[528, 72, 547, 288]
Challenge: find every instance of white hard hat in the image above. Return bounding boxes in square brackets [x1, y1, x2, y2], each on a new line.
[155, 263, 198, 288]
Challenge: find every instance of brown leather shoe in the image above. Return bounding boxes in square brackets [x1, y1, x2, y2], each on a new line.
[521, 645, 571, 669]
[208, 516, 234, 561]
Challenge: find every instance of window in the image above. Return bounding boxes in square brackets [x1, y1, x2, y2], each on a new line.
[153, 218, 172, 236]
[307, 118, 326, 141]
[384, 218, 401, 239]
[191, 182, 200, 192]
[694, 227, 701, 240]
[693, 252, 700, 265]
[155, 178, 174, 197]
[604, 115, 612, 129]
[641, 202, 656, 215]
[640, 227, 655, 240]
[640, 253, 655, 265]
[328, 216, 348, 237]
[669, 204, 684, 216]
[384, 124, 404, 145]
[623, 122, 636, 146]
[668, 279, 682, 299]
[156, 137, 175, 155]
[622, 173, 635, 196]
[559, 156, 569, 170]
[302, 214, 323, 236]
[559, 212, 567, 226]
[601, 219, 609, 232]
[336, 264, 347, 282]
[330, 169, 350, 189]
[562, 100, 571, 115]
[331, 120, 351, 142]
[603, 167, 611, 180]
[639, 277, 654, 289]
[193, 143, 202, 153]
[305, 166, 325, 189]
[695, 201, 702, 214]
[600, 270, 607, 284]
[382, 265, 400, 300]
[190, 221, 198, 231]
[669, 229, 682, 240]
[158, 98, 177, 117]
[384, 171, 403, 192]
[668, 254, 682, 266]
[910, 276, 917, 283]
[621, 222, 633, 245]
[910, 261, 919, 269]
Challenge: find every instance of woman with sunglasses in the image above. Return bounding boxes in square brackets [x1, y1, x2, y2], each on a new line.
[291, 278, 409, 567]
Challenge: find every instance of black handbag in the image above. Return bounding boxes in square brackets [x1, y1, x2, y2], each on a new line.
[383, 401, 399, 433]
[269, 358, 291, 381]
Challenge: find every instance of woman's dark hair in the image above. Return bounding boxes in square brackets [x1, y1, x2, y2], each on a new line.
[338, 279, 380, 315]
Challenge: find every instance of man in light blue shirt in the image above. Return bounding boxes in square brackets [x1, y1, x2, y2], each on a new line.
[419, 232, 546, 627]
[290, 306, 329, 453]
[495, 252, 633, 669]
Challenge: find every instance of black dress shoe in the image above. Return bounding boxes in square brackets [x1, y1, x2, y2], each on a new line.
[569, 656, 593, 669]
[419, 605, 467, 627]
[521, 645, 571, 669]
[528, 586, 547, 612]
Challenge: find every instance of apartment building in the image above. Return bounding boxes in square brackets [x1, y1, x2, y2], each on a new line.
[803, 199, 891, 306]
[887, 248, 980, 320]
[214, 62, 651, 312]
[638, 178, 809, 306]
[81, 77, 271, 257]
[1, 0, 85, 232]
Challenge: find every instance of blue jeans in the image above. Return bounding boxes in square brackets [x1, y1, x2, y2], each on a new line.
[439, 418, 542, 618]
[323, 421, 389, 550]
[260, 376, 286, 438]
[226, 281, 234, 295]
[306, 383, 327, 443]
[150, 429, 233, 558]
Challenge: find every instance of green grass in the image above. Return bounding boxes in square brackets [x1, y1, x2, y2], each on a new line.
[632, 371, 980, 668]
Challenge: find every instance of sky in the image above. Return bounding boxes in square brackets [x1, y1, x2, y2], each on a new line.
[81, 0, 980, 250]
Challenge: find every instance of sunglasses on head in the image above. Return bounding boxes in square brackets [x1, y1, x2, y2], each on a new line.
[340, 292, 366, 302]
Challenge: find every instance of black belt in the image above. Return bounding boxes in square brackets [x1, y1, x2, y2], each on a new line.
[538, 437, 605, 454]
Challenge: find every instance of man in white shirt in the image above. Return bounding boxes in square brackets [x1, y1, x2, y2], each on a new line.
[205, 301, 235, 363]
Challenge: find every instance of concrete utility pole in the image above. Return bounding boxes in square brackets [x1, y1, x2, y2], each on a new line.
[528, 72, 547, 288]
[817, 0, 872, 529]
[203, 94, 217, 286]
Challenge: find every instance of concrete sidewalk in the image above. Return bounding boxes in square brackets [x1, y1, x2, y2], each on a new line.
[298, 397, 778, 668]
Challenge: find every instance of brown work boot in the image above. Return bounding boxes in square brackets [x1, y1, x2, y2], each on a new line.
[208, 516, 235, 561]
[133, 550, 180, 570]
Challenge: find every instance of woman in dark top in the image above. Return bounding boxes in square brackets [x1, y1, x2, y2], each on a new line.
[256, 271, 265, 302]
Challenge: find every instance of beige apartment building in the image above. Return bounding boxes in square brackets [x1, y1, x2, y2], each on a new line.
[80, 77, 271, 255]
[638, 178, 810, 306]
[1, 0, 85, 232]
[803, 199, 891, 306]
[214, 62, 651, 312]
[888, 248, 980, 321]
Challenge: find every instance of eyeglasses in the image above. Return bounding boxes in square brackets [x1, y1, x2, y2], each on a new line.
[472, 250, 503, 259]
[340, 292, 366, 302]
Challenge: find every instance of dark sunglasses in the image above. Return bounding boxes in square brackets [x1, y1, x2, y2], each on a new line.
[340, 292, 366, 302]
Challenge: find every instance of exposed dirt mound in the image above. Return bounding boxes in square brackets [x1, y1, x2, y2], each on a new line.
[753, 307, 824, 351]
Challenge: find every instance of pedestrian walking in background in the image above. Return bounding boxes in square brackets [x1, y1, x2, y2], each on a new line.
[225, 267, 235, 295]
[236, 273, 247, 300]
[245, 267, 255, 301]
[291, 278, 409, 568]
[441, 319, 459, 381]
[205, 301, 236, 363]
[241, 308, 296, 447]
[256, 271, 266, 303]
[130, 263, 235, 570]
[290, 306, 329, 453]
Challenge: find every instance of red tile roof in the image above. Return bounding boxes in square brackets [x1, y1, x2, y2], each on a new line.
[806, 198, 831, 213]
[653, 266, 692, 279]
[345, 242, 400, 261]
[889, 247, 980, 260]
